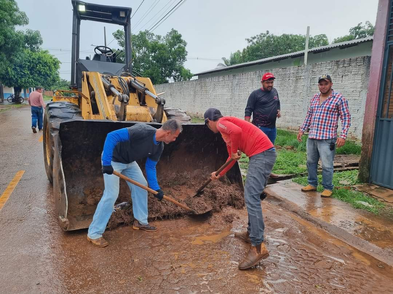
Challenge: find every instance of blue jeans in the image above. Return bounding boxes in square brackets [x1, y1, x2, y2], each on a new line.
[31, 106, 43, 130]
[88, 161, 149, 240]
[306, 138, 336, 191]
[244, 149, 277, 246]
[259, 126, 277, 144]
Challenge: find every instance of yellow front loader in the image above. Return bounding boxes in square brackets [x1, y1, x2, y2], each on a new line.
[43, 0, 243, 231]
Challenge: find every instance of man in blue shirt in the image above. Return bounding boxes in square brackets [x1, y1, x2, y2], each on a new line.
[87, 119, 182, 247]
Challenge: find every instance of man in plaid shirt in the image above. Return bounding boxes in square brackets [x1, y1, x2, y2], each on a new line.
[297, 75, 351, 197]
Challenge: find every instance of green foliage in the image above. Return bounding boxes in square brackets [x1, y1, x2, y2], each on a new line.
[275, 129, 307, 152]
[292, 170, 386, 215]
[223, 21, 374, 65]
[112, 29, 192, 84]
[272, 150, 307, 174]
[336, 140, 362, 155]
[190, 117, 204, 123]
[238, 129, 361, 175]
[333, 21, 374, 43]
[223, 31, 329, 65]
[23, 29, 43, 51]
[1, 49, 60, 89]
[50, 79, 71, 91]
[0, 0, 59, 90]
[0, 0, 28, 74]
[293, 170, 360, 189]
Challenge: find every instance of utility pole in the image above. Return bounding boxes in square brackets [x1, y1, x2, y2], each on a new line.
[104, 26, 107, 47]
[304, 26, 310, 66]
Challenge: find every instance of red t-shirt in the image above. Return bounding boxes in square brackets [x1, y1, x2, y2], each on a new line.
[216, 116, 273, 176]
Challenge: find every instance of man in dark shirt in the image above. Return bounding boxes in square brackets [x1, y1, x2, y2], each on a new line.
[87, 119, 182, 247]
[245, 72, 281, 144]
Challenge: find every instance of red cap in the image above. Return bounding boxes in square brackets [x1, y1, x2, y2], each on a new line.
[261, 72, 275, 81]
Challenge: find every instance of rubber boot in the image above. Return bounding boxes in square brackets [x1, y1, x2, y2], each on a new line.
[238, 243, 269, 270]
[234, 231, 251, 244]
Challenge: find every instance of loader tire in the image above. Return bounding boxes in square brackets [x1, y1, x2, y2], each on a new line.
[164, 107, 191, 123]
[43, 102, 82, 184]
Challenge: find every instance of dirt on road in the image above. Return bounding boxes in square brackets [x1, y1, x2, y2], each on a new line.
[52, 202, 393, 294]
[1, 107, 393, 294]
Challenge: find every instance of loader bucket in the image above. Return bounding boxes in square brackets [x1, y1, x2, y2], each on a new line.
[53, 120, 244, 231]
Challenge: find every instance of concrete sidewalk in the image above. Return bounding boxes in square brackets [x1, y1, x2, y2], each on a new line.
[265, 180, 393, 268]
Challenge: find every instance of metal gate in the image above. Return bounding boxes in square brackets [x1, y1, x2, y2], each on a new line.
[371, 2, 393, 189]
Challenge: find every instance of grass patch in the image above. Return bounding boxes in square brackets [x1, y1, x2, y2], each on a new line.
[292, 170, 360, 189]
[272, 149, 307, 174]
[336, 140, 361, 155]
[292, 170, 387, 215]
[0, 104, 24, 113]
[43, 95, 53, 102]
[190, 117, 204, 123]
[275, 129, 306, 152]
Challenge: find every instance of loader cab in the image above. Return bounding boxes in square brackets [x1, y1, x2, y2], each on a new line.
[70, 0, 132, 90]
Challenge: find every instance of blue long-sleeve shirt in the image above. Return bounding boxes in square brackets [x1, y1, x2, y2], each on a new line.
[101, 124, 164, 190]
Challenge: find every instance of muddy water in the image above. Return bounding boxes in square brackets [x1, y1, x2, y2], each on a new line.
[267, 181, 393, 258]
[53, 203, 393, 294]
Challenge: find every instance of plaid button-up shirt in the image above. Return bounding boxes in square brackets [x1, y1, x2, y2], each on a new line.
[300, 90, 351, 140]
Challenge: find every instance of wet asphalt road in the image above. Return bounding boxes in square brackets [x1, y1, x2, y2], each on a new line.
[0, 106, 392, 294]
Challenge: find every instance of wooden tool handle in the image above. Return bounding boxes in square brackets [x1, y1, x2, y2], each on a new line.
[113, 171, 193, 212]
[162, 195, 194, 212]
[214, 158, 234, 176]
[196, 159, 234, 193]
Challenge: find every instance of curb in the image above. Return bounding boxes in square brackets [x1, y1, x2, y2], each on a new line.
[265, 188, 393, 268]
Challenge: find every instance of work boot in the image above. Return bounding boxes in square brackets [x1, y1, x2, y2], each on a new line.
[87, 236, 109, 248]
[238, 243, 269, 270]
[301, 184, 316, 192]
[234, 231, 251, 244]
[32, 127, 37, 133]
[321, 189, 333, 197]
[133, 220, 156, 232]
[260, 191, 268, 201]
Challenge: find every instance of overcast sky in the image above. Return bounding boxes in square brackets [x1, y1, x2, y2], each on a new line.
[15, 0, 379, 81]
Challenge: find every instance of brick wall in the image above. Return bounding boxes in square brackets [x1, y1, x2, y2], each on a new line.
[156, 56, 370, 140]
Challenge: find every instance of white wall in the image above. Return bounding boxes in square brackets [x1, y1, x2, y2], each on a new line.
[157, 56, 370, 140]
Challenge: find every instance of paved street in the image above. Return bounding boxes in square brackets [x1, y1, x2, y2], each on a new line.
[0, 106, 392, 294]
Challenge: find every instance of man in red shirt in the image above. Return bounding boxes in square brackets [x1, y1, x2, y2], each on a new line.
[27, 87, 46, 133]
[204, 108, 276, 270]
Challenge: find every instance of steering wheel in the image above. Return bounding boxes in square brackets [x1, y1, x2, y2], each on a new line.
[94, 46, 114, 56]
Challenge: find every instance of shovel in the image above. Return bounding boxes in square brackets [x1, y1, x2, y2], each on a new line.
[113, 171, 195, 213]
[193, 159, 234, 197]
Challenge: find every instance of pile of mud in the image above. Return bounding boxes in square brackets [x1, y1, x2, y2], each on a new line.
[106, 168, 244, 229]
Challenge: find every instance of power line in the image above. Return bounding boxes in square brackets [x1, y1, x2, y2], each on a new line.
[148, 0, 186, 32]
[136, 0, 176, 32]
[133, 0, 161, 29]
[43, 47, 92, 53]
[131, 0, 145, 19]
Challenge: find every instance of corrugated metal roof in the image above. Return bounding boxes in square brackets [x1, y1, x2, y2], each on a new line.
[194, 36, 373, 76]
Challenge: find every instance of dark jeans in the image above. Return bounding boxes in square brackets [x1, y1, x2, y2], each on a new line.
[259, 126, 277, 144]
[244, 149, 277, 246]
[31, 106, 43, 130]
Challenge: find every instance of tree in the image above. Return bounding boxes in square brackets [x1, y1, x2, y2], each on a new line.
[0, 0, 59, 99]
[333, 21, 374, 43]
[112, 29, 192, 84]
[223, 31, 329, 66]
[0, 49, 60, 96]
[50, 79, 71, 91]
[0, 0, 29, 74]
